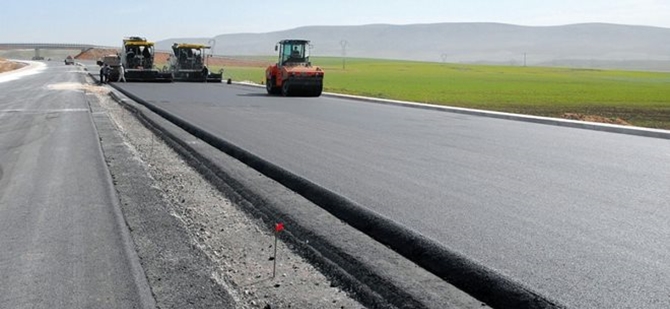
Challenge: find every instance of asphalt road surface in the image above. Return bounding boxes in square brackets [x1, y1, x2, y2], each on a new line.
[117, 82, 670, 308]
[0, 62, 153, 308]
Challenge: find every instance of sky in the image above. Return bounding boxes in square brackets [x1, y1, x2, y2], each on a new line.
[1, 0, 669, 46]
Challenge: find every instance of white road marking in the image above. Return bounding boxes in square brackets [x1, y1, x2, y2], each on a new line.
[0, 108, 88, 114]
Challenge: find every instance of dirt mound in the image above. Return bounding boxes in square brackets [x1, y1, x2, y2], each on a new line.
[0, 59, 26, 73]
[154, 52, 170, 65]
[561, 113, 631, 126]
[75, 49, 118, 60]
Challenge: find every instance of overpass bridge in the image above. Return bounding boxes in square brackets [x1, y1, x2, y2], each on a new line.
[0, 43, 116, 59]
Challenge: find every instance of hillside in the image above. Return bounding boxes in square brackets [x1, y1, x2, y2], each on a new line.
[157, 23, 670, 71]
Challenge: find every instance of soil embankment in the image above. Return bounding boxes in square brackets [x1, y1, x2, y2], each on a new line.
[0, 58, 27, 73]
[74, 49, 118, 60]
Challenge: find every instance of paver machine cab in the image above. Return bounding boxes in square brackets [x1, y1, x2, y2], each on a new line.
[169, 43, 222, 82]
[121, 37, 173, 82]
[266, 39, 324, 97]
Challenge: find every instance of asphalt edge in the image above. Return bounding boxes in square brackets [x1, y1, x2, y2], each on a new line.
[87, 79, 238, 308]
[84, 88, 157, 309]
[105, 90, 402, 308]
[108, 84, 566, 309]
[235, 81, 670, 140]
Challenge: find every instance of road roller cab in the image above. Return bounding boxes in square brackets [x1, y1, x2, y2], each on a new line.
[265, 39, 324, 97]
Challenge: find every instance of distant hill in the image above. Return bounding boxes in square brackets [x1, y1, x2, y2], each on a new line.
[156, 23, 670, 71]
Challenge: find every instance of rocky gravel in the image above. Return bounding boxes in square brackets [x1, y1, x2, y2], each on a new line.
[94, 84, 365, 309]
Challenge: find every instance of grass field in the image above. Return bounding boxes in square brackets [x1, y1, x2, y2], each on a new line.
[208, 57, 670, 129]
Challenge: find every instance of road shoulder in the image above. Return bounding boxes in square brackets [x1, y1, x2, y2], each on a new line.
[89, 87, 237, 308]
[89, 80, 371, 308]
[102, 82, 488, 308]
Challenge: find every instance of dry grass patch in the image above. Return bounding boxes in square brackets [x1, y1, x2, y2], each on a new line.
[561, 113, 631, 126]
[0, 59, 26, 73]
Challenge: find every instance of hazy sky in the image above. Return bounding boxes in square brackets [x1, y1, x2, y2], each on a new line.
[2, 0, 668, 46]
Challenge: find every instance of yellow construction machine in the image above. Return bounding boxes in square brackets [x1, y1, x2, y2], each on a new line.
[169, 43, 222, 82]
[121, 37, 173, 82]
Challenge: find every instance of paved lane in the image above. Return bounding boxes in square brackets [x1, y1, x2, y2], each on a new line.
[0, 62, 153, 308]
[117, 82, 670, 308]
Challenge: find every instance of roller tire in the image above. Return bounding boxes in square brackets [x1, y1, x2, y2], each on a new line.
[312, 85, 323, 97]
[281, 80, 291, 97]
[266, 78, 280, 95]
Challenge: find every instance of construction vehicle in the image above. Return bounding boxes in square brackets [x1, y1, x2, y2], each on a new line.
[265, 39, 323, 97]
[169, 43, 222, 82]
[64, 55, 74, 65]
[99, 54, 121, 81]
[120, 36, 173, 82]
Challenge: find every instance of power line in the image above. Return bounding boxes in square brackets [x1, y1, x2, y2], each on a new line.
[340, 40, 348, 70]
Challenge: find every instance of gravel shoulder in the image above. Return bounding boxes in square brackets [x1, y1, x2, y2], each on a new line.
[87, 78, 366, 308]
[80, 59, 488, 308]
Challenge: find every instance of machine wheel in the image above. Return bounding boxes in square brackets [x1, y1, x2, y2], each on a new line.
[266, 79, 272, 94]
[281, 80, 291, 97]
[312, 85, 323, 97]
[266, 78, 280, 95]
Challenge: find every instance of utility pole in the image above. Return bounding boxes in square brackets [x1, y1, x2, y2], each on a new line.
[340, 40, 348, 70]
[523, 52, 527, 67]
[207, 39, 216, 67]
[441, 53, 448, 64]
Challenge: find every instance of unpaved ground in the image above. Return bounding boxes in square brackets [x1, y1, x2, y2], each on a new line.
[89, 82, 365, 309]
[74, 49, 118, 60]
[0, 58, 26, 73]
[561, 113, 631, 125]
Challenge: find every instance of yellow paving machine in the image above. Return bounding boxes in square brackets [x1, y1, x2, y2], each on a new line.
[169, 43, 222, 82]
[121, 37, 173, 82]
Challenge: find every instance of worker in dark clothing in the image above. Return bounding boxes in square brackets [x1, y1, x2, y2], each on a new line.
[103, 64, 111, 83]
[142, 47, 151, 59]
[140, 47, 152, 67]
[99, 63, 105, 84]
[99, 63, 110, 84]
[201, 66, 209, 82]
[126, 49, 135, 67]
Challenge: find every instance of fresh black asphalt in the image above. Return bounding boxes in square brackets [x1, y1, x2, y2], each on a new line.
[115, 81, 670, 309]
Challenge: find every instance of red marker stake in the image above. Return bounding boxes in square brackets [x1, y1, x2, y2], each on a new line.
[273, 222, 284, 279]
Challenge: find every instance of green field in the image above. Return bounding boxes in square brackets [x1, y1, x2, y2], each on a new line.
[218, 57, 670, 129]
